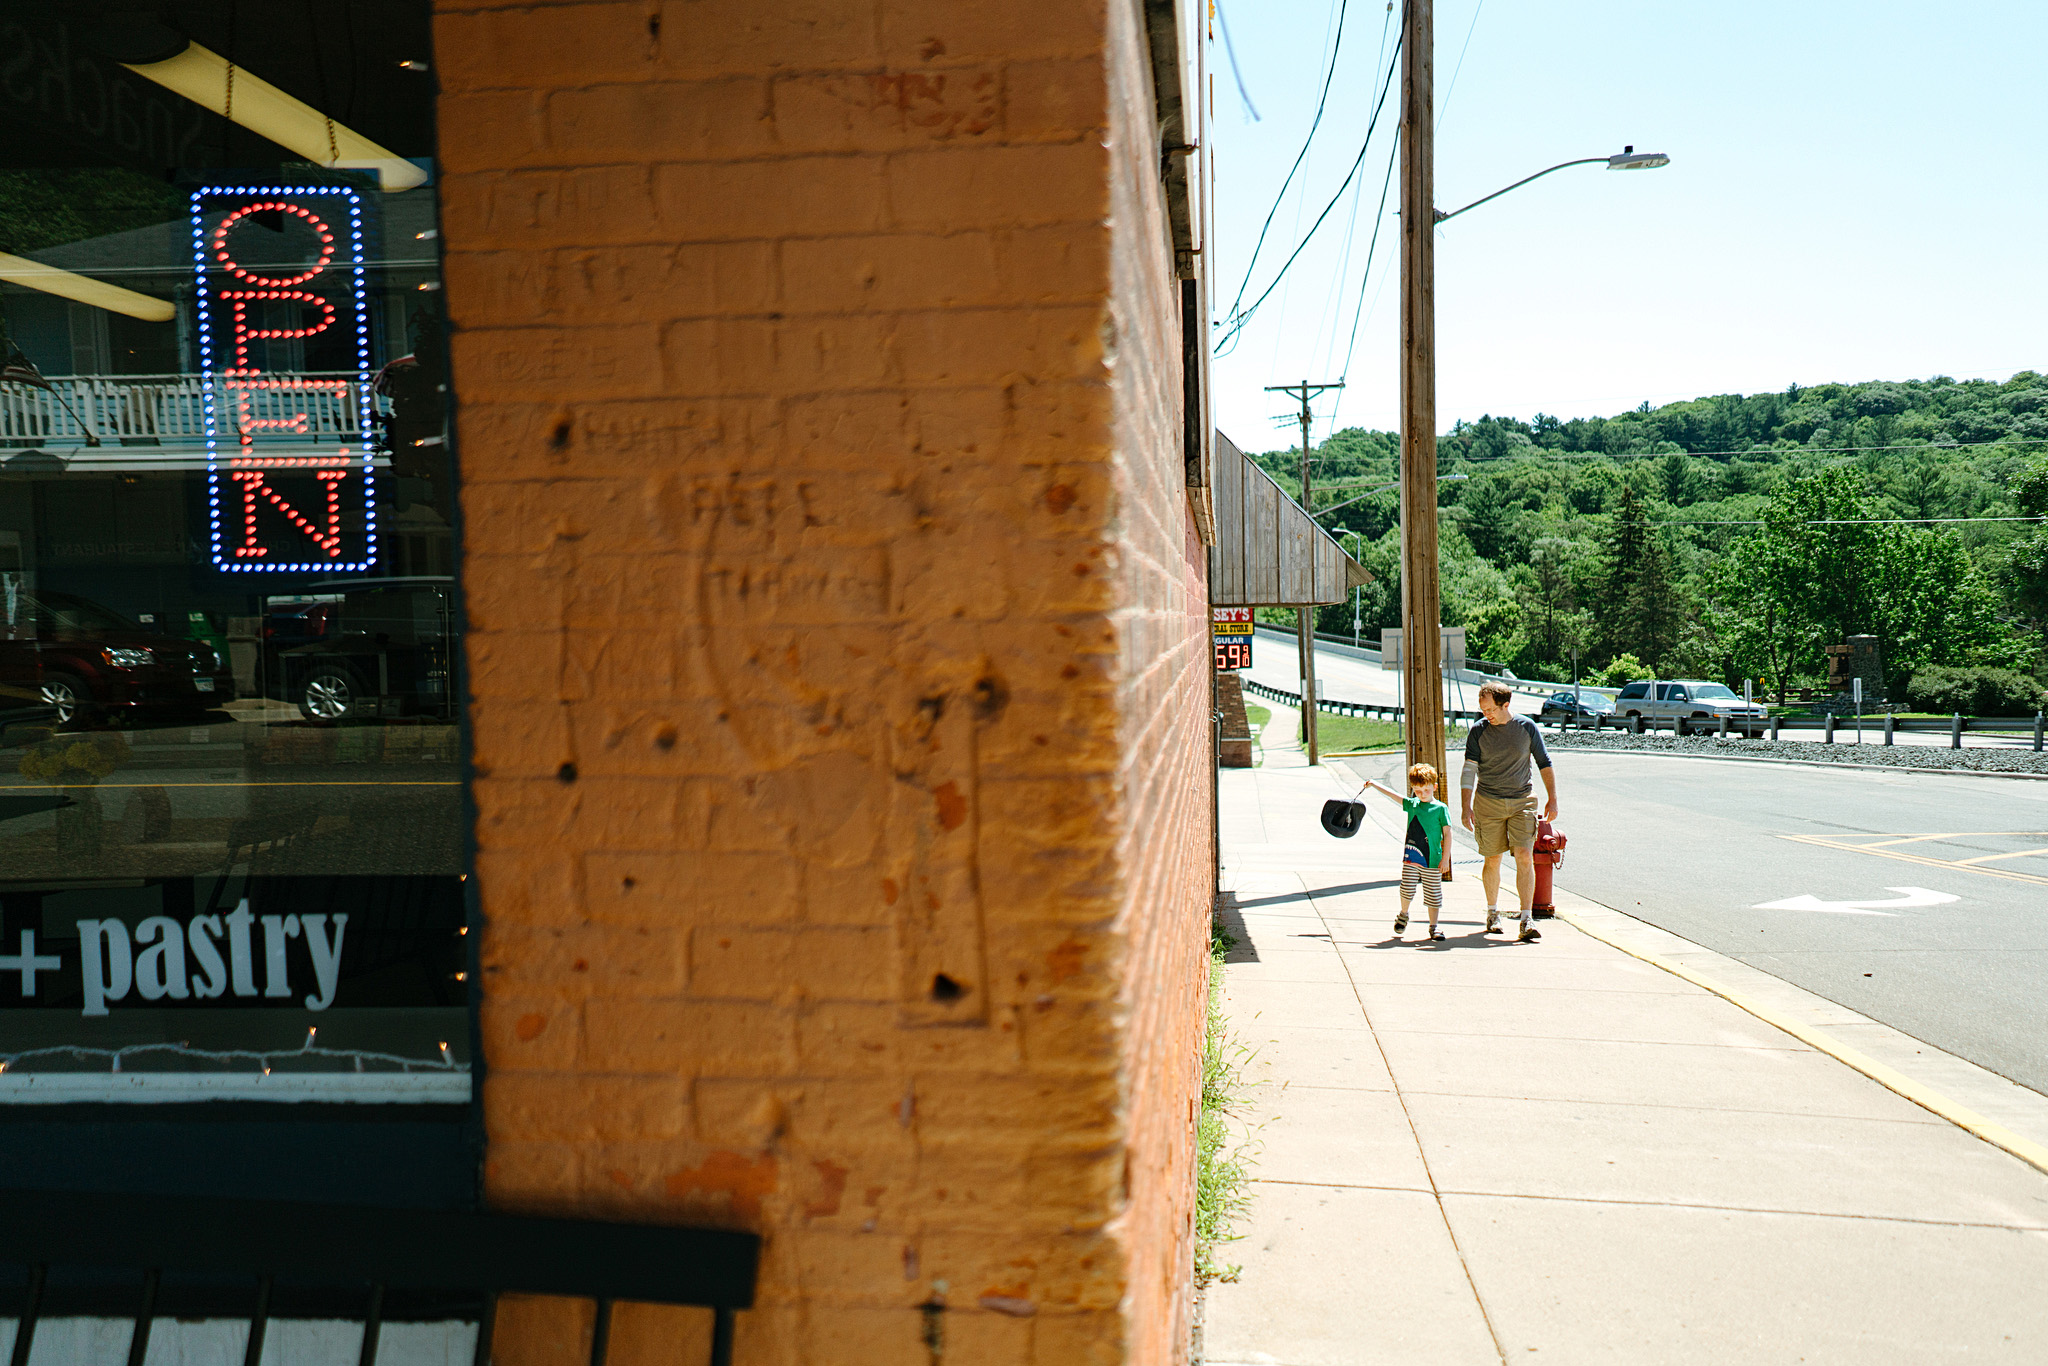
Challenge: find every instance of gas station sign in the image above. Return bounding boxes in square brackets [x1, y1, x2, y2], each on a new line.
[1213, 607, 1253, 670]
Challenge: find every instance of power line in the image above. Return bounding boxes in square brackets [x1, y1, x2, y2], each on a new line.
[1221, 0, 1349, 323]
[1657, 515, 2047, 527]
[1212, 0, 1263, 121]
[1217, 22, 1405, 349]
[1446, 436, 2048, 463]
[1435, 0, 1486, 130]
[1329, 126, 1402, 428]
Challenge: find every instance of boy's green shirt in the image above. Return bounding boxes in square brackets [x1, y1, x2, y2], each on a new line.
[1401, 795, 1450, 867]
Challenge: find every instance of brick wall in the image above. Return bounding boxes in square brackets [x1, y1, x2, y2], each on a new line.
[435, 0, 1211, 1359]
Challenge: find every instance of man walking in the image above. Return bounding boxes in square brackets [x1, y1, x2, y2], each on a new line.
[1459, 680, 1559, 942]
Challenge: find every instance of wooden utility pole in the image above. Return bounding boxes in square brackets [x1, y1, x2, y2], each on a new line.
[1266, 378, 1342, 765]
[1399, 0, 1444, 783]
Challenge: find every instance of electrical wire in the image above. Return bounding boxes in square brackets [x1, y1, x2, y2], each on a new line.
[1436, 0, 1485, 131]
[1217, 27, 1405, 349]
[1213, 0, 1263, 121]
[1222, 0, 1351, 326]
[1446, 436, 2048, 463]
[1328, 126, 1401, 428]
[1657, 515, 2046, 527]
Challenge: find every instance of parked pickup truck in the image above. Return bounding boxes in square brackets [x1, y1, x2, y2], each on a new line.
[1613, 679, 1769, 736]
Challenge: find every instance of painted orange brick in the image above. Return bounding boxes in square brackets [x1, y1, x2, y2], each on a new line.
[485, 1073, 691, 1144]
[443, 0, 1212, 1359]
[581, 997, 799, 1074]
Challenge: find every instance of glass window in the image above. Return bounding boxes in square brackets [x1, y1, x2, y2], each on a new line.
[1617, 682, 1649, 700]
[0, 3, 463, 1115]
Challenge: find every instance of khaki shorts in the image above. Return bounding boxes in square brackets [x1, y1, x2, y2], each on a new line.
[1471, 791, 1539, 857]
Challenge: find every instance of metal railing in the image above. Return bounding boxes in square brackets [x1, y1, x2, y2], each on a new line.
[1565, 710, 2047, 751]
[0, 1189, 758, 1366]
[1239, 676, 1484, 724]
[0, 372, 365, 447]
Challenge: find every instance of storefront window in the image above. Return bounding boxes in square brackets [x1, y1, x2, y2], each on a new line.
[0, 2, 465, 1113]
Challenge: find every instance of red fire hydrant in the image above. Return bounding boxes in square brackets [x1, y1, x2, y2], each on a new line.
[1531, 820, 1567, 919]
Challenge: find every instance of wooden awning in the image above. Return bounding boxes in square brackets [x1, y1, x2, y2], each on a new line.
[1207, 429, 1371, 606]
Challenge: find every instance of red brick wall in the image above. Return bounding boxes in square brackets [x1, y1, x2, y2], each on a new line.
[435, 0, 1210, 1359]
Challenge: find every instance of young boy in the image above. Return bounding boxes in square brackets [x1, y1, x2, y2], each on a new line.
[1362, 763, 1453, 942]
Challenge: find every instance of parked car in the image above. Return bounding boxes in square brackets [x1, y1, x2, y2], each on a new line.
[267, 578, 454, 723]
[0, 590, 233, 727]
[1613, 679, 1768, 735]
[1537, 689, 1616, 726]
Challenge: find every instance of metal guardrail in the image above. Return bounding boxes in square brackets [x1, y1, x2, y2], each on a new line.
[1237, 677, 2046, 753]
[1239, 676, 1483, 724]
[0, 1189, 759, 1366]
[1559, 710, 2046, 751]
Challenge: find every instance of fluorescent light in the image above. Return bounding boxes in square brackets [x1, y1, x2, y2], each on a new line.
[0, 252, 176, 322]
[122, 44, 428, 192]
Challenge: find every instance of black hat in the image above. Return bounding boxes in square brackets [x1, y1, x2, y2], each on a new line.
[1320, 799, 1365, 839]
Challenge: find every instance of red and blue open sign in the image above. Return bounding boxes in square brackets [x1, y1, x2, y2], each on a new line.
[191, 187, 376, 573]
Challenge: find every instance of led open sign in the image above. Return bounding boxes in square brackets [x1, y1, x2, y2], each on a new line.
[192, 187, 376, 572]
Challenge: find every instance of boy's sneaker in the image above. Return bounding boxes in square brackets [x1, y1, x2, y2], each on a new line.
[1393, 912, 1409, 934]
[1517, 924, 1542, 943]
[1484, 910, 1502, 934]
[1427, 927, 1446, 943]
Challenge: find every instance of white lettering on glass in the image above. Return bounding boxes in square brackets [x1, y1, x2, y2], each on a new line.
[77, 919, 133, 1017]
[299, 913, 348, 1011]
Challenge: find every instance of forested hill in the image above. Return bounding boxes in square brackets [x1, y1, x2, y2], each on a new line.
[1250, 371, 2048, 707]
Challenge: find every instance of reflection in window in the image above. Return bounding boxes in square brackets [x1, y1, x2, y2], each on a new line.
[0, 0, 464, 1104]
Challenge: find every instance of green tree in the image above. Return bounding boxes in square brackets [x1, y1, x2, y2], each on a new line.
[1598, 487, 1685, 671]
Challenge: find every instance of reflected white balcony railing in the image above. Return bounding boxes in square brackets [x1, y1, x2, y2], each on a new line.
[0, 371, 370, 449]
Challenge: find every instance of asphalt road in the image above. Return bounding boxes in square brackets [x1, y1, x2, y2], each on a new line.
[1551, 750, 2048, 1097]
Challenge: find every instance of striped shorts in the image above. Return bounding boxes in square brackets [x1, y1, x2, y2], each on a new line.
[1400, 862, 1443, 909]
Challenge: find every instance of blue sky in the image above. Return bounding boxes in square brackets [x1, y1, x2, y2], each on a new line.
[1205, 0, 2048, 453]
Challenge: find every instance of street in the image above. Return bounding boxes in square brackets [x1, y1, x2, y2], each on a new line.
[1551, 751, 2048, 1096]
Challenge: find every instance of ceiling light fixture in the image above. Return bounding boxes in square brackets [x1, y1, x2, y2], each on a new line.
[0, 251, 176, 323]
[122, 45, 429, 192]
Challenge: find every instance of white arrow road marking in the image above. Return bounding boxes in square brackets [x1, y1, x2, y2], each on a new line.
[1752, 886, 1961, 915]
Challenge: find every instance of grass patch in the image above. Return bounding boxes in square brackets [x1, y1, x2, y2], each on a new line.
[1313, 715, 1471, 755]
[1196, 919, 1255, 1286]
[1245, 702, 1271, 729]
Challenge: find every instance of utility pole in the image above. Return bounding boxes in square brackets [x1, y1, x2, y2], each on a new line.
[1266, 378, 1342, 765]
[1399, 0, 1444, 783]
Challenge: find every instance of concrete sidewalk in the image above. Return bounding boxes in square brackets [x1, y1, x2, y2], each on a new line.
[1199, 715, 2048, 1363]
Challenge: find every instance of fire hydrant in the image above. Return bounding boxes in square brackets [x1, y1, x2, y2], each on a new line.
[1531, 820, 1567, 919]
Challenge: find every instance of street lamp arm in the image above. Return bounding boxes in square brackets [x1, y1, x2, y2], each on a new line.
[1311, 474, 1466, 520]
[1433, 157, 1610, 225]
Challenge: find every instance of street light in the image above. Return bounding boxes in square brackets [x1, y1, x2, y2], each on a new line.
[1312, 473, 1467, 521]
[1435, 146, 1672, 226]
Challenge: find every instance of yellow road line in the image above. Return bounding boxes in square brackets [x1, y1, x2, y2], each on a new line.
[1852, 832, 2034, 848]
[1951, 847, 2048, 866]
[1558, 906, 2048, 1180]
[1777, 833, 2048, 888]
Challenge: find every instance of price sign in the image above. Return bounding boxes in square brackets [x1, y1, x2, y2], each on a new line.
[1215, 637, 1253, 671]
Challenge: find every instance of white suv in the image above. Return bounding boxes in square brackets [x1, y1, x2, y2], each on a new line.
[1613, 679, 1768, 736]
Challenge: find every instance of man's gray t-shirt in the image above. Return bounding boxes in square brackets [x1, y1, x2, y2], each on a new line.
[1464, 714, 1552, 799]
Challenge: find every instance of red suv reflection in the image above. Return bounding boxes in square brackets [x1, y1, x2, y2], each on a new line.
[0, 591, 234, 726]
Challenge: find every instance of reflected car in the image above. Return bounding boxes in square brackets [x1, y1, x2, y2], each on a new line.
[267, 578, 455, 723]
[8, 591, 233, 726]
[1537, 690, 1616, 726]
